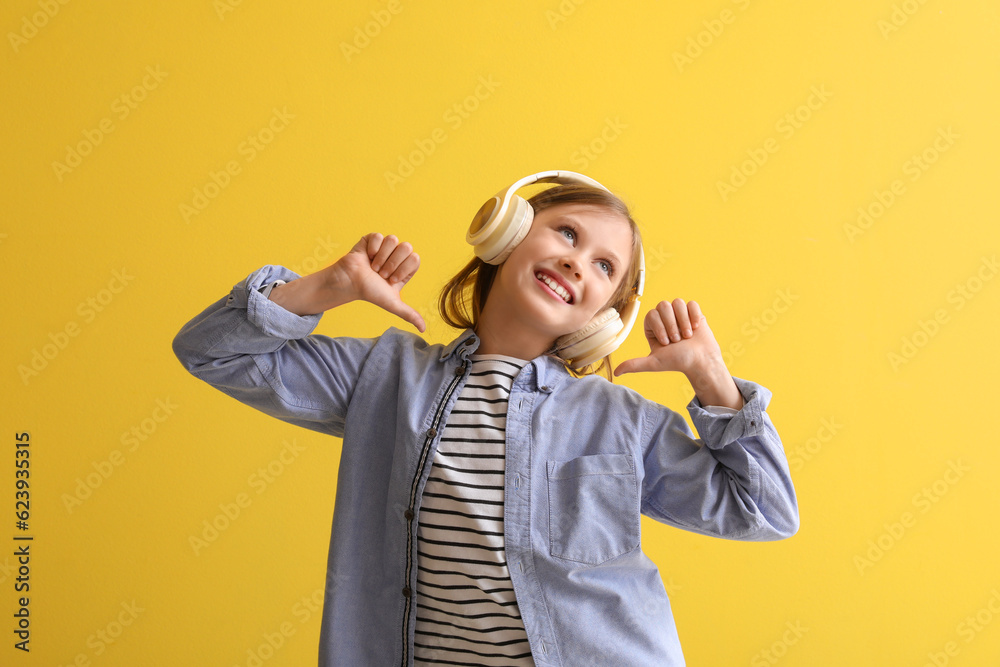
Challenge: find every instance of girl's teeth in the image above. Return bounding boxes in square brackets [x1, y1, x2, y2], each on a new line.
[536, 273, 570, 302]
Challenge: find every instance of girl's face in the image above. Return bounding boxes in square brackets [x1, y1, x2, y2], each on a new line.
[484, 203, 634, 349]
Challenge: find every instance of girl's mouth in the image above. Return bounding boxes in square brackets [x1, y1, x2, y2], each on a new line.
[535, 272, 573, 304]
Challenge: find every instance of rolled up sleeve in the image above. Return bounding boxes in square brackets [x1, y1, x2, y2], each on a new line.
[171, 265, 376, 437]
[638, 376, 800, 541]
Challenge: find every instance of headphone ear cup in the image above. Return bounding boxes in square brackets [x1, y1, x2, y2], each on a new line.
[555, 308, 624, 369]
[469, 195, 534, 265]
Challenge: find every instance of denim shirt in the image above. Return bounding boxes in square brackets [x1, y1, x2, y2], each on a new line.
[171, 265, 800, 667]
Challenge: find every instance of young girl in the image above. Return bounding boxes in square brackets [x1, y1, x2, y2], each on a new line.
[172, 171, 799, 666]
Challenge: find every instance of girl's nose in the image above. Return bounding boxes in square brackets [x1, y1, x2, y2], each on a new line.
[561, 258, 582, 278]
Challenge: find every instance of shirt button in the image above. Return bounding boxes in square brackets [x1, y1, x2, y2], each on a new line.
[464, 338, 475, 346]
[539, 385, 550, 392]
[427, 428, 437, 438]
[402, 587, 411, 598]
[454, 365, 466, 376]
[404, 509, 414, 520]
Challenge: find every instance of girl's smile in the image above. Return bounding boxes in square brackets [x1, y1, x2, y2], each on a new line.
[534, 269, 574, 304]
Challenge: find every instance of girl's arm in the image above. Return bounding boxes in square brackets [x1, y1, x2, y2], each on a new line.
[616, 298, 799, 540]
[639, 376, 799, 541]
[171, 233, 423, 437]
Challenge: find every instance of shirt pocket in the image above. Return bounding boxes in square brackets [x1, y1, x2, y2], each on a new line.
[546, 453, 640, 566]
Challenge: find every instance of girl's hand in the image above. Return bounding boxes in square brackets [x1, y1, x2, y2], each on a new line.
[328, 233, 426, 332]
[613, 298, 722, 377]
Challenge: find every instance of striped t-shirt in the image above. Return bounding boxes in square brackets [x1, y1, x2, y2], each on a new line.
[413, 354, 536, 666]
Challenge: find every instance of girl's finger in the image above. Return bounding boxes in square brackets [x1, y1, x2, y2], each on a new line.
[353, 233, 382, 260]
[399, 303, 426, 333]
[672, 298, 692, 337]
[645, 307, 670, 347]
[383, 295, 426, 333]
[378, 241, 413, 279]
[370, 234, 399, 273]
[657, 300, 680, 342]
[389, 252, 420, 285]
[613, 355, 659, 376]
[688, 300, 703, 329]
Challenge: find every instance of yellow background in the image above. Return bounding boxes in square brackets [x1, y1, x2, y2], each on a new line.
[2, 1, 998, 664]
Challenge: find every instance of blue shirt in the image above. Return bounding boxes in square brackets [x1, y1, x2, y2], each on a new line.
[171, 264, 800, 666]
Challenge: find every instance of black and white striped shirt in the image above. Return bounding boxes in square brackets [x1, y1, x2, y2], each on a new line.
[413, 354, 536, 666]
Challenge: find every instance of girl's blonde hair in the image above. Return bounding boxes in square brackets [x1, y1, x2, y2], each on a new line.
[438, 183, 644, 380]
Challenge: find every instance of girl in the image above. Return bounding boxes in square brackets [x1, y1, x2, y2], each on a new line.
[172, 171, 799, 666]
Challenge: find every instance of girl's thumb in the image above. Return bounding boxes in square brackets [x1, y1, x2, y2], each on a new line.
[385, 298, 426, 333]
[613, 356, 656, 377]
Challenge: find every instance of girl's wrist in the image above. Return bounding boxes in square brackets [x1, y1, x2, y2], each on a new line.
[685, 358, 744, 410]
[269, 268, 355, 316]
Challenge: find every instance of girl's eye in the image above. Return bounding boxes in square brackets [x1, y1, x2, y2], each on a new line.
[559, 227, 576, 242]
[597, 260, 613, 276]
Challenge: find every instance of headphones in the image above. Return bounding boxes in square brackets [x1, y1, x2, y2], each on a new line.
[466, 170, 645, 370]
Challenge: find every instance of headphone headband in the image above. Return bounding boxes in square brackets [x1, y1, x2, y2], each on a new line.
[498, 170, 610, 202]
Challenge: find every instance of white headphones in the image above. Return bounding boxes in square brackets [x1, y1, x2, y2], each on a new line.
[466, 170, 645, 370]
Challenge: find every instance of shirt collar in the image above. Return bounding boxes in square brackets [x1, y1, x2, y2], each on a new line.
[439, 330, 571, 392]
[439, 328, 480, 361]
